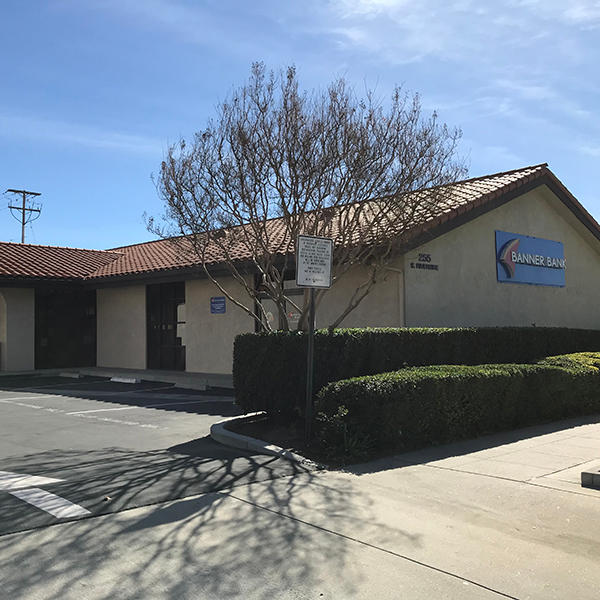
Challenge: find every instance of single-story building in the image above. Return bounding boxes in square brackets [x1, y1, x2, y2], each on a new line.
[1, 163, 599, 374]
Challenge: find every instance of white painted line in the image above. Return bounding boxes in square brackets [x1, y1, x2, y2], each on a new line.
[59, 372, 82, 379]
[10, 487, 91, 519]
[0, 398, 64, 412]
[71, 413, 161, 428]
[146, 399, 233, 408]
[66, 406, 139, 415]
[67, 399, 231, 415]
[0, 395, 59, 402]
[0, 471, 63, 491]
[0, 398, 164, 429]
[4, 381, 105, 391]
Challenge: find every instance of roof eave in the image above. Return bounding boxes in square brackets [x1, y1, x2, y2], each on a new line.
[398, 170, 600, 255]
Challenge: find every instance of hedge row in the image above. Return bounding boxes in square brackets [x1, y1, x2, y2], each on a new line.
[233, 327, 600, 418]
[314, 352, 600, 459]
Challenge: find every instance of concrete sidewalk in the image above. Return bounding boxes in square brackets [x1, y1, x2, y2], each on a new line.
[1, 415, 599, 599]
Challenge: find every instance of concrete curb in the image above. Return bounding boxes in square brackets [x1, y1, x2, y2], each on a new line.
[210, 412, 323, 469]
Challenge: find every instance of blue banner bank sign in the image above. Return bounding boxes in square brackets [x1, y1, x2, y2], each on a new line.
[495, 231, 566, 287]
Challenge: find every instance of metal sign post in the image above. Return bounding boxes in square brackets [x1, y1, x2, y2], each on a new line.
[296, 235, 333, 444]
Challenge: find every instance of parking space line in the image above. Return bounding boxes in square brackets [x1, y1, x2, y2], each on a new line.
[71, 413, 162, 428]
[0, 398, 164, 429]
[0, 397, 62, 411]
[66, 399, 233, 415]
[0, 471, 62, 490]
[1, 381, 108, 391]
[1, 383, 176, 395]
[66, 406, 139, 415]
[10, 487, 91, 519]
[0, 395, 58, 402]
[146, 399, 233, 407]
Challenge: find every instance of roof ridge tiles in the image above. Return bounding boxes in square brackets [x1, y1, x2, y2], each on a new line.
[108, 235, 189, 252]
[0, 240, 124, 255]
[426, 162, 548, 190]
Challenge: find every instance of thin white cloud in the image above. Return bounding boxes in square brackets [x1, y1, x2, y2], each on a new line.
[334, 0, 413, 17]
[491, 79, 592, 121]
[509, 0, 600, 28]
[85, 0, 216, 45]
[323, 0, 598, 65]
[76, 0, 278, 54]
[493, 80, 557, 102]
[326, 2, 476, 63]
[0, 111, 162, 155]
[461, 141, 524, 168]
[579, 144, 600, 157]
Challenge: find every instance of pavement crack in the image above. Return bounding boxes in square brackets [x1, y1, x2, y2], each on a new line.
[227, 492, 521, 600]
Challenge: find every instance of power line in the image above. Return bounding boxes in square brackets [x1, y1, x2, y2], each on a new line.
[5, 189, 42, 244]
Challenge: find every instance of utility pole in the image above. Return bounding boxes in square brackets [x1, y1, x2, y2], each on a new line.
[6, 189, 41, 243]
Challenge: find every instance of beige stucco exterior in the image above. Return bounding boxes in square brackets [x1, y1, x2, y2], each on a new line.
[185, 277, 254, 374]
[95, 279, 255, 374]
[404, 185, 600, 329]
[0, 287, 35, 371]
[96, 285, 146, 369]
[317, 260, 404, 328]
[180, 184, 600, 372]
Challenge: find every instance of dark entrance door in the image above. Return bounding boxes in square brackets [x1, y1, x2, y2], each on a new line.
[35, 287, 97, 369]
[146, 281, 186, 371]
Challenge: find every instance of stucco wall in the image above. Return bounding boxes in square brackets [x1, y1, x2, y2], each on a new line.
[404, 185, 600, 329]
[185, 278, 254, 374]
[97, 285, 146, 369]
[0, 287, 35, 371]
[317, 260, 404, 328]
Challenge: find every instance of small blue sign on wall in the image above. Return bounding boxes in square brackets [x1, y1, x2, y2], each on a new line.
[210, 296, 226, 314]
[495, 231, 566, 287]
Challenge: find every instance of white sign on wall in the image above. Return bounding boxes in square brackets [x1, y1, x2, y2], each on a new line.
[296, 235, 333, 289]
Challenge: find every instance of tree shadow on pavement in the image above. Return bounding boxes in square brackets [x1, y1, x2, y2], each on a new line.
[0, 447, 422, 600]
[0, 437, 305, 534]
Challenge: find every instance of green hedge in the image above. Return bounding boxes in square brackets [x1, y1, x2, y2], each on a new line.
[233, 327, 600, 418]
[314, 353, 600, 459]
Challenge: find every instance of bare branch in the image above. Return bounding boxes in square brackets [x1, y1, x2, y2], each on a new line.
[153, 63, 467, 331]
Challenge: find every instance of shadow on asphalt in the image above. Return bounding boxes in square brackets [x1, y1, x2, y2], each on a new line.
[0, 436, 312, 536]
[0, 447, 377, 599]
[347, 413, 600, 475]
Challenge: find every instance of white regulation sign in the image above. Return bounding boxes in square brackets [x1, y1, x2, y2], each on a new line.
[296, 235, 333, 289]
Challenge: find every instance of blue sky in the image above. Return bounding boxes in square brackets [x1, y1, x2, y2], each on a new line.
[1, 0, 599, 249]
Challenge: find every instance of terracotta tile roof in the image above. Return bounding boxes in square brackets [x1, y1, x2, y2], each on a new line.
[1, 164, 596, 283]
[87, 163, 557, 280]
[91, 236, 202, 279]
[0, 242, 122, 281]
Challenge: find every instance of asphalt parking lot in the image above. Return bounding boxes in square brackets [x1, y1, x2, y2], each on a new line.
[0, 374, 306, 536]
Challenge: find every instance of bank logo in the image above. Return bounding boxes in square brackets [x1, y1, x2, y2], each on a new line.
[498, 238, 520, 278]
[495, 230, 566, 287]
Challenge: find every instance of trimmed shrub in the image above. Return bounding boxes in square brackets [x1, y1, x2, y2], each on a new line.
[314, 353, 600, 459]
[233, 327, 600, 418]
[538, 352, 600, 371]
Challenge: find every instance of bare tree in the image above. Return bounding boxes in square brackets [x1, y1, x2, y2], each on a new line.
[153, 63, 466, 331]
